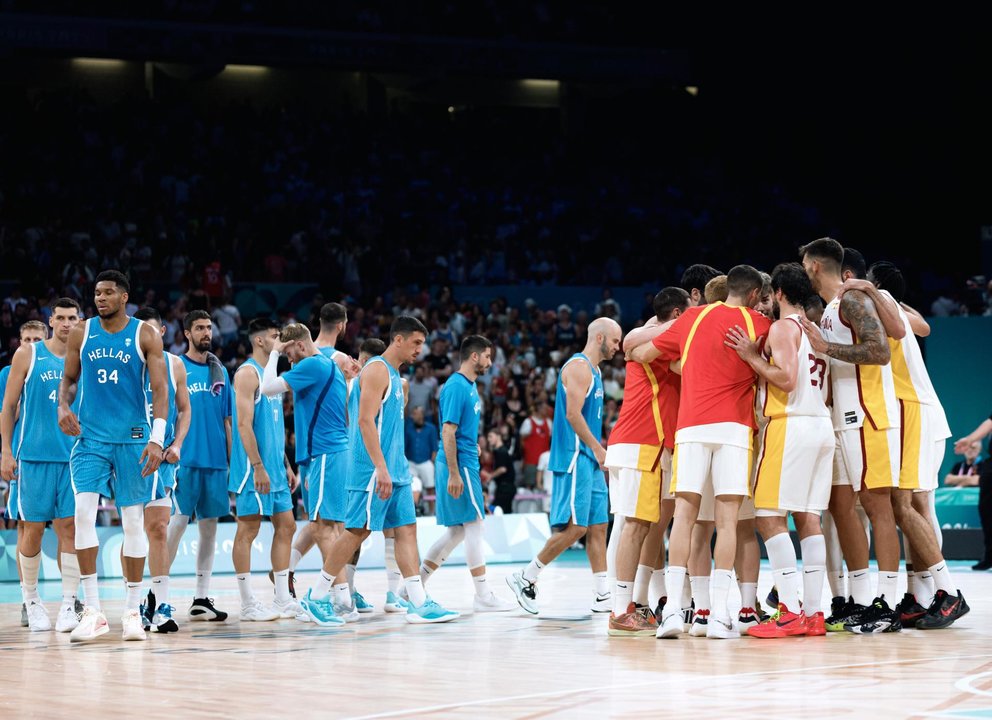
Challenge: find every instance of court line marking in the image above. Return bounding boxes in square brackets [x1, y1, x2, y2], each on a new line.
[344, 653, 992, 720]
[956, 670, 992, 698]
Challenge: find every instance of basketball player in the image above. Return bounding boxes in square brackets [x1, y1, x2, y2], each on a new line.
[259, 322, 351, 624]
[800, 238, 906, 633]
[419, 335, 516, 612]
[1, 320, 50, 628]
[1, 304, 83, 632]
[296, 316, 459, 625]
[507, 317, 622, 615]
[724, 263, 833, 637]
[230, 318, 304, 621]
[842, 262, 969, 628]
[283, 302, 362, 603]
[166, 309, 233, 622]
[632, 265, 772, 639]
[58, 270, 168, 642]
[133, 307, 190, 633]
[605, 288, 688, 636]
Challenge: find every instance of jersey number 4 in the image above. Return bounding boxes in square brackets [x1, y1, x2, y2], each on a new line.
[97, 368, 119, 384]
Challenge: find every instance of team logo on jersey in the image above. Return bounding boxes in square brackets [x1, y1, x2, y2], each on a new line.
[595, 389, 604, 399]
[125, 338, 132, 347]
[474, 400, 481, 415]
[394, 387, 404, 402]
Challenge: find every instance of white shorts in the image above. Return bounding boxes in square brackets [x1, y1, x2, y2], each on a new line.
[753, 415, 834, 515]
[660, 447, 674, 500]
[899, 401, 948, 492]
[671, 440, 752, 498]
[698, 485, 755, 522]
[607, 465, 662, 523]
[832, 425, 900, 492]
[408, 460, 435, 489]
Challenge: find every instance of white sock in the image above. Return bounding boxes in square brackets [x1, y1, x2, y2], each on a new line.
[472, 574, 489, 598]
[664, 566, 687, 620]
[710, 569, 734, 622]
[311, 571, 334, 601]
[345, 564, 357, 594]
[827, 570, 846, 600]
[195, 520, 216, 597]
[799, 534, 826, 616]
[404, 576, 427, 607]
[650, 569, 666, 607]
[237, 574, 255, 606]
[906, 568, 918, 597]
[593, 571, 610, 597]
[420, 562, 436, 584]
[765, 532, 799, 611]
[680, 574, 692, 610]
[917, 570, 936, 607]
[125, 581, 142, 611]
[384, 537, 402, 594]
[689, 575, 711, 612]
[614, 580, 634, 614]
[81, 573, 101, 610]
[195, 571, 212, 599]
[19, 552, 41, 602]
[273, 569, 290, 603]
[633, 564, 653, 606]
[849, 568, 872, 606]
[151, 575, 170, 607]
[877, 571, 900, 604]
[928, 561, 956, 595]
[289, 548, 303, 572]
[333, 583, 351, 607]
[523, 558, 545, 583]
[60, 552, 80, 604]
[739, 582, 758, 611]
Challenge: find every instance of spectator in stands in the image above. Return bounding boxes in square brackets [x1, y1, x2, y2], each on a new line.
[944, 439, 984, 487]
[519, 399, 552, 490]
[554, 304, 578, 349]
[212, 293, 242, 351]
[487, 429, 517, 514]
[405, 405, 438, 516]
[407, 363, 438, 421]
[425, 337, 453, 380]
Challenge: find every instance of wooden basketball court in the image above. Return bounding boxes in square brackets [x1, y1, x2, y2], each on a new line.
[2, 555, 990, 719]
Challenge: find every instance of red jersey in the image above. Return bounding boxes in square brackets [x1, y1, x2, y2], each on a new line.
[608, 358, 670, 448]
[653, 302, 771, 436]
[522, 415, 551, 466]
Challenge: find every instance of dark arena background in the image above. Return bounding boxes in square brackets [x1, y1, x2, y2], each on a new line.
[2, 5, 992, 719]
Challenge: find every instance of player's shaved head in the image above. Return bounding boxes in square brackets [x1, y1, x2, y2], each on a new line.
[588, 316, 620, 338]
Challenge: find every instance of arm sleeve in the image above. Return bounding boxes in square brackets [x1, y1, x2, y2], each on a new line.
[260, 350, 291, 397]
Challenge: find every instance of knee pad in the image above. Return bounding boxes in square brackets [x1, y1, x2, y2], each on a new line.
[121, 505, 149, 558]
[463, 521, 485, 570]
[73, 492, 100, 550]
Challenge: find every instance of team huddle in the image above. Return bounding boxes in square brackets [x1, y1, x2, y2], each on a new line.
[0, 237, 972, 643]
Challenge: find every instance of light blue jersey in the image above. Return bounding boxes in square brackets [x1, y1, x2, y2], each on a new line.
[145, 351, 178, 450]
[348, 356, 408, 489]
[318, 346, 339, 360]
[436, 372, 482, 470]
[548, 353, 604, 473]
[180, 355, 232, 470]
[14, 341, 75, 462]
[77, 316, 149, 445]
[283, 353, 347, 461]
[230, 358, 287, 493]
[0, 365, 12, 457]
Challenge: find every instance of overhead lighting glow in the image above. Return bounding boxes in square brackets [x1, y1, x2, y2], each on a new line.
[520, 79, 560, 90]
[685, 86, 699, 96]
[71, 58, 127, 69]
[224, 64, 271, 75]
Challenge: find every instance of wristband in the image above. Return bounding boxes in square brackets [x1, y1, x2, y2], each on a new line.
[150, 418, 167, 448]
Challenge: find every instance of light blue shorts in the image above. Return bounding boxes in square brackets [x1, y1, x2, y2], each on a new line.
[550, 453, 609, 529]
[70, 438, 168, 508]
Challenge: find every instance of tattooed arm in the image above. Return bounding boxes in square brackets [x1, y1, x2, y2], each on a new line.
[802, 290, 891, 365]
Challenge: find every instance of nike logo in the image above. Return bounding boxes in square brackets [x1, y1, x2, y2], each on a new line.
[89, 334, 99, 339]
[940, 600, 959, 617]
[781, 570, 796, 577]
[803, 569, 818, 574]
